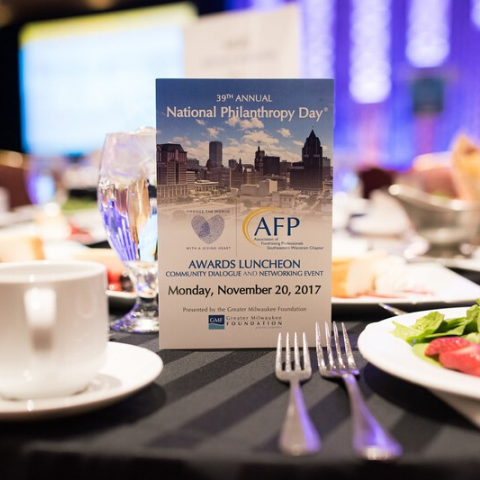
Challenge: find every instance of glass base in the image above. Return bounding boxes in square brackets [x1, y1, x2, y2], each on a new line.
[110, 298, 158, 333]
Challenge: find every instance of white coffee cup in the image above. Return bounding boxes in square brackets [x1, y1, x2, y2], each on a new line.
[0, 260, 109, 399]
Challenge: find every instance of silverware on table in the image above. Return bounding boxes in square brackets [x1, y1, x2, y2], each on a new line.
[275, 332, 321, 456]
[379, 303, 408, 316]
[315, 321, 402, 461]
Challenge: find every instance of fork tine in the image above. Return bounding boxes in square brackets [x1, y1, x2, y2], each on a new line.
[285, 332, 291, 372]
[315, 322, 321, 353]
[293, 332, 301, 371]
[276, 332, 282, 373]
[341, 322, 357, 370]
[315, 322, 327, 374]
[324, 323, 335, 370]
[302, 332, 311, 371]
[333, 322, 346, 370]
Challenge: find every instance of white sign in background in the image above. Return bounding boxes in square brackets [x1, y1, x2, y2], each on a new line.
[184, 4, 300, 79]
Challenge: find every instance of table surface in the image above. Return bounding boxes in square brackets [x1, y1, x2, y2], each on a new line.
[2, 302, 480, 480]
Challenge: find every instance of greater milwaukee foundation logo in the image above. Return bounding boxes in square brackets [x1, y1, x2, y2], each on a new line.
[208, 315, 225, 330]
[242, 207, 300, 247]
[191, 215, 225, 244]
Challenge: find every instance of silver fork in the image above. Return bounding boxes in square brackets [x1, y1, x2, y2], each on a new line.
[275, 332, 321, 456]
[379, 303, 407, 317]
[316, 321, 402, 461]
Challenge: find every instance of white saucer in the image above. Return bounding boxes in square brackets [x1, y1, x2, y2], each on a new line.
[0, 343, 163, 421]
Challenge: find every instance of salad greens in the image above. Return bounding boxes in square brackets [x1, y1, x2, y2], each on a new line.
[392, 300, 480, 345]
[391, 300, 480, 364]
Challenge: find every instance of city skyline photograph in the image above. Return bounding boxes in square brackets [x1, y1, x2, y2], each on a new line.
[156, 79, 334, 165]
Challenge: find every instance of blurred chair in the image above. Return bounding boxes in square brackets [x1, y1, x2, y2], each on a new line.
[0, 150, 32, 209]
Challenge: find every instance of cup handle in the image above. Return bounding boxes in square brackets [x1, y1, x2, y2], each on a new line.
[24, 287, 56, 353]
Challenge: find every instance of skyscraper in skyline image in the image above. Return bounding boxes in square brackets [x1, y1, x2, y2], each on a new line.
[209, 141, 222, 168]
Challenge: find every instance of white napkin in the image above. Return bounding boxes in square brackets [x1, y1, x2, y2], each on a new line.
[430, 389, 480, 428]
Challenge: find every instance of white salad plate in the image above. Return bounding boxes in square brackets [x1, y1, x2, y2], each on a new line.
[0, 343, 163, 421]
[358, 307, 480, 401]
[333, 263, 480, 306]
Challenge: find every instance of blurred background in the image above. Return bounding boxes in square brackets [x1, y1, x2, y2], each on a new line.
[0, 0, 480, 170]
[0, 0, 480, 198]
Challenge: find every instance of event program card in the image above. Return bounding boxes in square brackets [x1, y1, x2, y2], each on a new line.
[156, 79, 333, 349]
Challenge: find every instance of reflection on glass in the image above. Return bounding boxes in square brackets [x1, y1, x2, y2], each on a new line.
[98, 128, 158, 333]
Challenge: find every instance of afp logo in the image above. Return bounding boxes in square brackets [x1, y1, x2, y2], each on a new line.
[242, 207, 300, 246]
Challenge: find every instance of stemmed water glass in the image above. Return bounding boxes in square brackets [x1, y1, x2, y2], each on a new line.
[97, 127, 158, 333]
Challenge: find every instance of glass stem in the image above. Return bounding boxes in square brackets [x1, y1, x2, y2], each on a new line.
[127, 264, 158, 299]
[133, 295, 158, 312]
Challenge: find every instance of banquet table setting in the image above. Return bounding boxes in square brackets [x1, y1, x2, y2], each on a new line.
[2, 188, 480, 480]
[3, 131, 480, 480]
[2, 306, 480, 480]
[3, 2, 480, 479]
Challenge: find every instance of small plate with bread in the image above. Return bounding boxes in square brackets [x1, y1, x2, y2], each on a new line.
[332, 250, 480, 307]
[71, 248, 136, 308]
[0, 234, 135, 309]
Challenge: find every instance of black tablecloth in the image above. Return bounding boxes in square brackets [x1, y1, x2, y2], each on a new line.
[2, 303, 480, 480]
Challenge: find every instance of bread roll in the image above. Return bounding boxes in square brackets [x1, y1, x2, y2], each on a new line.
[332, 250, 387, 298]
[72, 248, 125, 275]
[0, 234, 45, 262]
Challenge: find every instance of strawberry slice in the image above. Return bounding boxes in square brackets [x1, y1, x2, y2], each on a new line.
[424, 337, 480, 376]
[424, 337, 471, 356]
[438, 344, 480, 377]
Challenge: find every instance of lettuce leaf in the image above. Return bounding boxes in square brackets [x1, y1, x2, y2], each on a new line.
[392, 311, 444, 344]
[391, 300, 480, 345]
[412, 343, 442, 366]
[464, 332, 480, 344]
